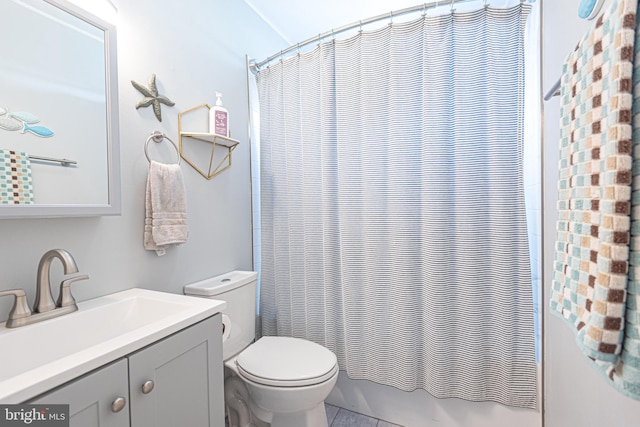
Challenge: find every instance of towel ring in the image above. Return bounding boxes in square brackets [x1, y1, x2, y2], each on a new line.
[144, 131, 180, 165]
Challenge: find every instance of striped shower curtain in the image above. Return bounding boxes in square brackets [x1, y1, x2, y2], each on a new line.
[256, 4, 537, 409]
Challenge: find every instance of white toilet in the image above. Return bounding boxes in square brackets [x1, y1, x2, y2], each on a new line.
[184, 271, 339, 427]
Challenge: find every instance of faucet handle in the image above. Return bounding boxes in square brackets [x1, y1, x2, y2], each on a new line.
[0, 289, 32, 326]
[57, 274, 89, 309]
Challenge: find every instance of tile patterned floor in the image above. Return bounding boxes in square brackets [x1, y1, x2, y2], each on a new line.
[326, 404, 403, 427]
[225, 404, 403, 426]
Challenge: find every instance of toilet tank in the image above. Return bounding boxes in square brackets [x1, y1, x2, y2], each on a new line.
[184, 271, 257, 360]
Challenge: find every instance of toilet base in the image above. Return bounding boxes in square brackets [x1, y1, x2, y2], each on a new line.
[225, 375, 269, 427]
[268, 402, 329, 427]
[224, 368, 333, 427]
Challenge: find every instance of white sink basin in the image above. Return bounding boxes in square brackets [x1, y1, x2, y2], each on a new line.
[0, 288, 225, 403]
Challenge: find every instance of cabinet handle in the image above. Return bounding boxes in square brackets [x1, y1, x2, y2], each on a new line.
[142, 380, 155, 394]
[111, 397, 126, 413]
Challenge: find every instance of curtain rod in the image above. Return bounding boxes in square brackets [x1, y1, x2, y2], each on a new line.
[252, 0, 526, 71]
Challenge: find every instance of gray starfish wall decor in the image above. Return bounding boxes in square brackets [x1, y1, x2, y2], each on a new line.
[131, 74, 175, 122]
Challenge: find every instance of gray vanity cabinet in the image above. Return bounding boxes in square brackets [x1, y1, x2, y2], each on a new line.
[31, 358, 130, 427]
[30, 315, 224, 427]
[129, 315, 225, 427]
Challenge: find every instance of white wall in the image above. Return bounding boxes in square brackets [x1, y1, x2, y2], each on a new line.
[543, 1, 640, 426]
[0, 0, 286, 320]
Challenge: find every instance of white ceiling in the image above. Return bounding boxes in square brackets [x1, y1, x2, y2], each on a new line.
[244, 0, 425, 46]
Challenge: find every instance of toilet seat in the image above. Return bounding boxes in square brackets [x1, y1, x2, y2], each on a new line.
[235, 336, 338, 387]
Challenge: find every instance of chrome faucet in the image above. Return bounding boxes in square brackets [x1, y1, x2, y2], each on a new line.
[0, 249, 89, 328]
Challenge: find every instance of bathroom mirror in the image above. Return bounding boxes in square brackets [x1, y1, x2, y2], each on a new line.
[0, 0, 120, 218]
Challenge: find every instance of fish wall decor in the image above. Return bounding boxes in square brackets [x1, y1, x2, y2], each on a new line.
[0, 118, 22, 131]
[22, 124, 55, 137]
[0, 106, 54, 137]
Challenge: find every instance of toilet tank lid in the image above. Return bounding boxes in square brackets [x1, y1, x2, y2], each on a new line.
[184, 270, 257, 296]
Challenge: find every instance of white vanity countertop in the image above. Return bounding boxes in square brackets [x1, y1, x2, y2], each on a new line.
[0, 288, 225, 403]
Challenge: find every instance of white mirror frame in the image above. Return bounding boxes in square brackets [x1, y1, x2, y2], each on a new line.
[0, 0, 120, 218]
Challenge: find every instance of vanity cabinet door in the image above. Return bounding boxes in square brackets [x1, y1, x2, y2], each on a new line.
[30, 358, 130, 427]
[128, 315, 224, 427]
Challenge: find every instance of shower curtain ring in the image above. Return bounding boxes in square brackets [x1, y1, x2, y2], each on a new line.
[450, 0, 455, 13]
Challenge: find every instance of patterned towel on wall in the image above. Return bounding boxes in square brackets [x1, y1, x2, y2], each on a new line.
[551, 0, 640, 399]
[621, 3, 640, 399]
[0, 149, 33, 204]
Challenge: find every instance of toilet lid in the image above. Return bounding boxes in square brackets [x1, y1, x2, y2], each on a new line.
[236, 337, 338, 387]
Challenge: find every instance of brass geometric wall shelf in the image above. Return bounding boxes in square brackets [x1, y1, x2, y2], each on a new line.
[178, 104, 239, 180]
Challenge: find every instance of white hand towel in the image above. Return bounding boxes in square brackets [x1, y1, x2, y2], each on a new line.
[144, 160, 188, 256]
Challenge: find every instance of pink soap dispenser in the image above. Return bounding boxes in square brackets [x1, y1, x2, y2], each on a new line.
[209, 92, 229, 137]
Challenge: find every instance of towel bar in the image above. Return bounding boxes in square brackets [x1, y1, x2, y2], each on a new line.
[28, 155, 77, 167]
[544, 78, 561, 101]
